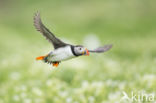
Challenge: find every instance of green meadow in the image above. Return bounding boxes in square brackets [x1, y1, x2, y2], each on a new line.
[0, 0, 156, 103]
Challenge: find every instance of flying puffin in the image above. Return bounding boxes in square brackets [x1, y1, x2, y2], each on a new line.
[34, 12, 112, 67]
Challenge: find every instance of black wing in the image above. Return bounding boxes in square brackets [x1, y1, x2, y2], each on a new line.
[89, 44, 112, 53]
[34, 12, 67, 49]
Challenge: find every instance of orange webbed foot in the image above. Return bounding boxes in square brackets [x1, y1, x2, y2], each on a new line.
[36, 56, 46, 60]
[53, 62, 59, 67]
[36, 54, 48, 60]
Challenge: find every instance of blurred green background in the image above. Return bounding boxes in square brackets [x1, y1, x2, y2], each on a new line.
[0, 0, 156, 103]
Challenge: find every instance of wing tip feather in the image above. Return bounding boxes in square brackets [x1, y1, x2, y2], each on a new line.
[33, 11, 42, 33]
[106, 44, 113, 48]
[104, 44, 113, 51]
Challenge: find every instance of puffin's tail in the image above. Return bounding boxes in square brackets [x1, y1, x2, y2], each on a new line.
[36, 56, 46, 60]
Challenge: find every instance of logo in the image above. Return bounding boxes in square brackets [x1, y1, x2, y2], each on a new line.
[120, 91, 155, 102]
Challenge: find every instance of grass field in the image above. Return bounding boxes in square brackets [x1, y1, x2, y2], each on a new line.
[0, 0, 156, 103]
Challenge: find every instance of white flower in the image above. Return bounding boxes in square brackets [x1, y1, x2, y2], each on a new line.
[143, 74, 156, 87]
[143, 74, 155, 81]
[105, 79, 119, 87]
[20, 85, 27, 91]
[91, 81, 103, 88]
[20, 92, 27, 99]
[88, 96, 95, 103]
[108, 92, 121, 101]
[32, 87, 42, 96]
[82, 81, 89, 89]
[66, 97, 72, 103]
[24, 98, 32, 103]
[13, 95, 20, 101]
[58, 91, 68, 98]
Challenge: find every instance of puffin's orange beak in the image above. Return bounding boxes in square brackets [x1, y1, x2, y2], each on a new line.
[85, 48, 89, 56]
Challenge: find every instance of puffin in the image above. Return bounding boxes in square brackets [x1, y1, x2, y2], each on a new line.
[34, 12, 112, 67]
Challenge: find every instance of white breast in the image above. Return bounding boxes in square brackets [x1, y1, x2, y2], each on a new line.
[48, 46, 75, 62]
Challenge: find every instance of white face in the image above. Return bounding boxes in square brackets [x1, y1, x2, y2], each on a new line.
[74, 46, 86, 55]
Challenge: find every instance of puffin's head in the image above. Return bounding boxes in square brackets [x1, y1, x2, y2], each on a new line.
[74, 45, 89, 56]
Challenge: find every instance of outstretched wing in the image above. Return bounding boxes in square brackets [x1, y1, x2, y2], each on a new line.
[34, 12, 67, 49]
[89, 44, 112, 53]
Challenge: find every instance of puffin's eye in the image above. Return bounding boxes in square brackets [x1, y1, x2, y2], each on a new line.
[79, 48, 82, 50]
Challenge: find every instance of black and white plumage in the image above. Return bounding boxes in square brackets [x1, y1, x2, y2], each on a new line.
[34, 12, 112, 67]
